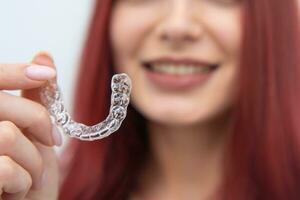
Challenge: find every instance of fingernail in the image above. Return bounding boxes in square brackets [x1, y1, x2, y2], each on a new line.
[25, 65, 56, 81]
[52, 125, 63, 146]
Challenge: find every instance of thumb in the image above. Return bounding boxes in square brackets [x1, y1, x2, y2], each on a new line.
[22, 52, 60, 199]
[21, 51, 57, 103]
[26, 143, 60, 199]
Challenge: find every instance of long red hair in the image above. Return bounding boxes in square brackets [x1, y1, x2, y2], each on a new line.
[59, 0, 300, 199]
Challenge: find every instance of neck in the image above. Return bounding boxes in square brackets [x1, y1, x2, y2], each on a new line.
[138, 113, 233, 199]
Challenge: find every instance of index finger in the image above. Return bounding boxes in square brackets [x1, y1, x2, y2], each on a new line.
[0, 63, 56, 90]
[21, 52, 57, 105]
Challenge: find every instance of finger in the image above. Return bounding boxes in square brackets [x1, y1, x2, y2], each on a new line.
[0, 121, 43, 190]
[21, 52, 63, 147]
[21, 51, 57, 105]
[0, 92, 54, 146]
[0, 63, 56, 90]
[20, 52, 61, 147]
[25, 143, 59, 200]
[0, 156, 32, 200]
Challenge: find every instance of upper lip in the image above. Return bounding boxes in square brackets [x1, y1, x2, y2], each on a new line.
[142, 57, 219, 68]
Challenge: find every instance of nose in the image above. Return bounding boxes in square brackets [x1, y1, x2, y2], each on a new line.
[156, 1, 203, 48]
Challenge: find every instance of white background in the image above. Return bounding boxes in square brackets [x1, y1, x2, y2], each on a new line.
[0, 0, 94, 110]
[0, 0, 94, 150]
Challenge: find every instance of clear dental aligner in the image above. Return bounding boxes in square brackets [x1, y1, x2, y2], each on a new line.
[40, 73, 132, 141]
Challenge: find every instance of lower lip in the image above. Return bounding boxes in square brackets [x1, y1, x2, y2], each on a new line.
[144, 67, 215, 91]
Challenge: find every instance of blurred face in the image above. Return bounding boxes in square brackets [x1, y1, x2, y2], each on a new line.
[110, 0, 242, 126]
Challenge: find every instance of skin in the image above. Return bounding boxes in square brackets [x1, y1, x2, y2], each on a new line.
[0, 53, 59, 200]
[0, 0, 242, 199]
[110, 0, 242, 199]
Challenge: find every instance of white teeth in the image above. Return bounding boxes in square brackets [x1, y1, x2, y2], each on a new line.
[151, 64, 212, 75]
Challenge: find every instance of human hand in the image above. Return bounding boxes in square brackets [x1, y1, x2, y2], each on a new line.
[0, 52, 62, 200]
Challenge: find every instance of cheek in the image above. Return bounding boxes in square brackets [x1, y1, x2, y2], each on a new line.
[109, 3, 242, 126]
[110, 5, 159, 66]
[201, 7, 242, 57]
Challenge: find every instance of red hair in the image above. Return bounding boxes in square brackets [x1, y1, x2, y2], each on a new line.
[59, 0, 300, 199]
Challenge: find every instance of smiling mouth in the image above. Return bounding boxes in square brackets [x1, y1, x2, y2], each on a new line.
[140, 57, 220, 90]
[142, 58, 219, 75]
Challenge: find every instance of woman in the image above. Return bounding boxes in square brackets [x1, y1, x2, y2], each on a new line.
[0, 0, 299, 199]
